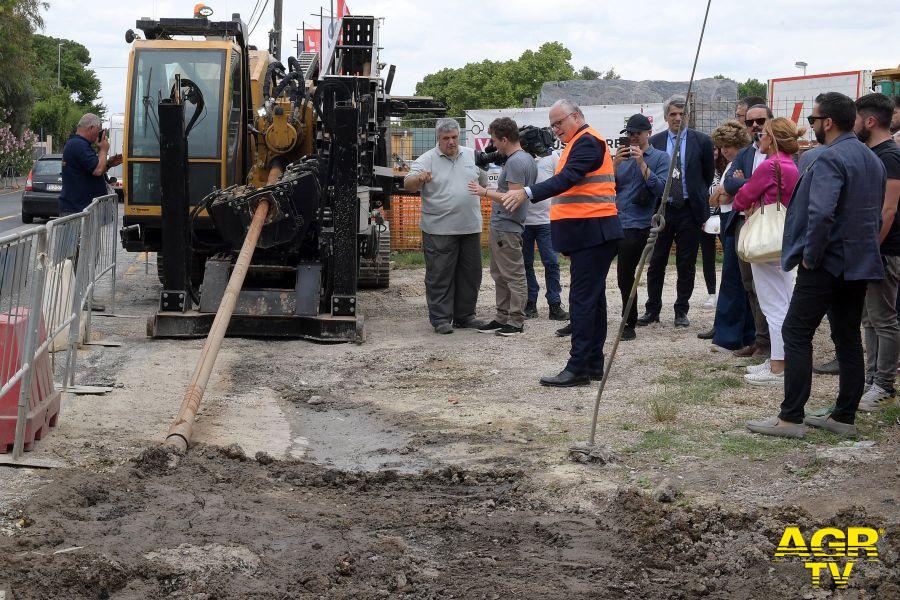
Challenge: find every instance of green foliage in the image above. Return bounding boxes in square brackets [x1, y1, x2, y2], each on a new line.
[601, 68, 621, 80]
[30, 93, 85, 150]
[738, 78, 767, 100]
[0, 0, 45, 134]
[712, 74, 727, 80]
[415, 42, 576, 114]
[577, 66, 600, 80]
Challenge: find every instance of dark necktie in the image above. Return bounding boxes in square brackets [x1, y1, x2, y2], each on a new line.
[670, 162, 685, 209]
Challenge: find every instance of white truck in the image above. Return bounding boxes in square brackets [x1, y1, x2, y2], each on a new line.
[767, 70, 873, 143]
[103, 113, 125, 200]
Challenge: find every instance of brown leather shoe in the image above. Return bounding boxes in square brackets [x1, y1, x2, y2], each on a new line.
[732, 344, 756, 357]
[751, 346, 771, 359]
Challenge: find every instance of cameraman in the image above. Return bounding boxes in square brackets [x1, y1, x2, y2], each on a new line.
[502, 99, 623, 387]
[613, 114, 670, 342]
[468, 117, 536, 336]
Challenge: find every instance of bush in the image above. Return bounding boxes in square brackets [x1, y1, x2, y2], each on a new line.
[0, 116, 37, 176]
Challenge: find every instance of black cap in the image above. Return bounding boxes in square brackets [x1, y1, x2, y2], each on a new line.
[621, 113, 652, 134]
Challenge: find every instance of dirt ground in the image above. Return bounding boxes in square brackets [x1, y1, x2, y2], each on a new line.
[1, 252, 898, 599]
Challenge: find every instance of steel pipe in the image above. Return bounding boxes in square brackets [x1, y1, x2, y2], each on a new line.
[165, 199, 271, 452]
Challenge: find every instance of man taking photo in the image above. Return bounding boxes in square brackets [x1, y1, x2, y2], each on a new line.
[502, 100, 622, 387]
[60, 113, 122, 216]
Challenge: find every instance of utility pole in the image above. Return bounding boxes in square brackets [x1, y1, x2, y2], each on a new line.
[271, 0, 283, 60]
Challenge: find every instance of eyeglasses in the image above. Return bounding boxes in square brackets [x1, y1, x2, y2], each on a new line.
[807, 115, 829, 126]
[550, 112, 576, 130]
[744, 118, 767, 127]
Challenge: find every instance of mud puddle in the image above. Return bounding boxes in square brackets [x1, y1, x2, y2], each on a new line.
[284, 396, 430, 474]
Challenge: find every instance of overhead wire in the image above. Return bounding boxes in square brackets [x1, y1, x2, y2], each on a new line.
[248, 0, 271, 37]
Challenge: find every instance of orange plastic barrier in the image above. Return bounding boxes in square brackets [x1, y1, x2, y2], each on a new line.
[386, 195, 492, 252]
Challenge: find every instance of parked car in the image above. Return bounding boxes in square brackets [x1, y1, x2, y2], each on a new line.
[21, 154, 63, 223]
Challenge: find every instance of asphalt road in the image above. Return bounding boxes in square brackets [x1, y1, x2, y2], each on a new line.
[0, 187, 32, 237]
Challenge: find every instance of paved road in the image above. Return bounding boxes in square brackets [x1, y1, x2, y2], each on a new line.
[0, 186, 33, 237]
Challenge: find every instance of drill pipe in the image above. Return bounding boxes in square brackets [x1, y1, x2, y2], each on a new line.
[165, 199, 271, 452]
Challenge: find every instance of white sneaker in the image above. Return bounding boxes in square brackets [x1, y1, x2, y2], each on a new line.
[702, 294, 717, 309]
[746, 359, 771, 375]
[858, 384, 895, 412]
[744, 366, 784, 387]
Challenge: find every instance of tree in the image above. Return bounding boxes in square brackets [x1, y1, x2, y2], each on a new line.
[415, 42, 577, 115]
[739, 78, 767, 100]
[601, 68, 621, 80]
[28, 35, 104, 149]
[577, 66, 600, 80]
[0, 0, 45, 134]
[712, 74, 727, 80]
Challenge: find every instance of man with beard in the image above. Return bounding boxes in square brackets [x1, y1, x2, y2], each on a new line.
[854, 93, 900, 411]
[747, 92, 886, 438]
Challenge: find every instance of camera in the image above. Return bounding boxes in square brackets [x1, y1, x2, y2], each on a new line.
[474, 125, 556, 169]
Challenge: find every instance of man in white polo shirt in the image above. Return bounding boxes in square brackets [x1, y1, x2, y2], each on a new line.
[404, 118, 488, 334]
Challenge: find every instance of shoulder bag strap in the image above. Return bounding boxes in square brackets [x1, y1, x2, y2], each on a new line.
[774, 159, 783, 211]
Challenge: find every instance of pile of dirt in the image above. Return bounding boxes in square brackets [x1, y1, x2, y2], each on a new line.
[1, 445, 897, 599]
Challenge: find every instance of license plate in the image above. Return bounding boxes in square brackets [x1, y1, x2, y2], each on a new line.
[47, 184, 62, 192]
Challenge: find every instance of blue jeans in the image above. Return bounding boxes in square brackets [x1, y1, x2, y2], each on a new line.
[522, 223, 562, 305]
[712, 230, 756, 350]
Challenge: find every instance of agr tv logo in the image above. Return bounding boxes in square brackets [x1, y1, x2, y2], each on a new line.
[774, 526, 882, 588]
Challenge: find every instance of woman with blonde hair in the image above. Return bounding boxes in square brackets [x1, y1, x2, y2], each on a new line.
[704, 120, 755, 352]
[733, 117, 805, 386]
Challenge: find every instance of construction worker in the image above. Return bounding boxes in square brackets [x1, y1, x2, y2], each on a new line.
[502, 99, 622, 387]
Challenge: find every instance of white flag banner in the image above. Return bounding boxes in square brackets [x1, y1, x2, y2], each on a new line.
[465, 104, 667, 153]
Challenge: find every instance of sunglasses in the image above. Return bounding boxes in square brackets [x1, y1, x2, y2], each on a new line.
[744, 118, 767, 127]
[807, 115, 829, 125]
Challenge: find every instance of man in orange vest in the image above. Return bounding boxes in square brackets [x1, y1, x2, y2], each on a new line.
[502, 99, 623, 386]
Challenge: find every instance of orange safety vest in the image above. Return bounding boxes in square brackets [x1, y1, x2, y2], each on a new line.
[550, 125, 617, 221]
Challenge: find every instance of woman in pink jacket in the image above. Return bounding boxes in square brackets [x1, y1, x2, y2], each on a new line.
[733, 117, 805, 386]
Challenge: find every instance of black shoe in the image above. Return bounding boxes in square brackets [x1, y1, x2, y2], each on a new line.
[674, 314, 690, 328]
[524, 300, 538, 319]
[697, 328, 715, 340]
[555, 323, 572, 337]
[588, 369, 603, 381]
[477, 320, 504, 334]
[621, 326, 636, 341]
[453, 318, 486, 329]
[813, 358, 840, 375]
[548, 302, 569, 321]
[496, 324, 524, 337]
[540, 369, 590, 387]
[636, 312, 659, 327]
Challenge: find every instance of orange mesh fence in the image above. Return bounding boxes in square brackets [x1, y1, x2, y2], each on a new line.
[385, 195, 493, 251]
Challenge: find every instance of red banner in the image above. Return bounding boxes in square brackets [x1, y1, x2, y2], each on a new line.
[337, 0, 351, 17]
[303, 29, 322, 52]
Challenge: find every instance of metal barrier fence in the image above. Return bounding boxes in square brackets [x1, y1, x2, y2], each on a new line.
[0, 193, 118, 457]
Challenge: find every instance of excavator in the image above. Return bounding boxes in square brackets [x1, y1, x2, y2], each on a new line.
[118, 5, 444, 341]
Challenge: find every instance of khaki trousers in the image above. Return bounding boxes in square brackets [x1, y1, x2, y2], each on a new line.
[489, 229, 527, 328]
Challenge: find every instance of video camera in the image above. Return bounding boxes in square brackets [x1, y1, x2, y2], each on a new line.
[474, 125, 556, 168]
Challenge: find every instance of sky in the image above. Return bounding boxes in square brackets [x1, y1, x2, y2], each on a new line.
[40, 0, 900, 116]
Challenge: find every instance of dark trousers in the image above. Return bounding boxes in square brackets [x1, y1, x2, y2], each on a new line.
[422, 232, 482, 327]
[522, 223, 562, 305]
[566, 240, 618, 376]
[712, 229, 756, 350]
[644, 207, 701, 317]
[780, 266, 869, 425]
[700, 231, 717, 295]
[617, 227, 650, 328]
[734, 215, 770, 348]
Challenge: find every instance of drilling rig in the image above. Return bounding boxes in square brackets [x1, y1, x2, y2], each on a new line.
[119, 8, 444, 342]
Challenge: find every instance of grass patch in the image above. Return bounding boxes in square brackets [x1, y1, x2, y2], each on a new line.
[390, 251, 426, 269]
[647, 394, 680, 423]
[654, 367, 743, 405]
[720, 433, 803, 460]
[624, 429, 695, 458]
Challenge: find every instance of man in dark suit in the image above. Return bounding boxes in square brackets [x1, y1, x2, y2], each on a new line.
[721, 103, 773, 358]
[636, 96, 715, 328]
[747, 92, 886, 439]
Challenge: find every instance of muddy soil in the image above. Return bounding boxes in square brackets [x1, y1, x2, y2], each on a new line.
[1, 445, 897, 599]
[1, 253, 899, 598]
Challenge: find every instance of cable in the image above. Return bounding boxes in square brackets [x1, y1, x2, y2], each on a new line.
[246, 0, 262, 28]
[573, 0, 715, 458]
[248, 0, 270, 37]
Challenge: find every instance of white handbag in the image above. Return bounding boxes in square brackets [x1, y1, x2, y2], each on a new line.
[737, 161, 786, 263]
[702, 214, 721, 235]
